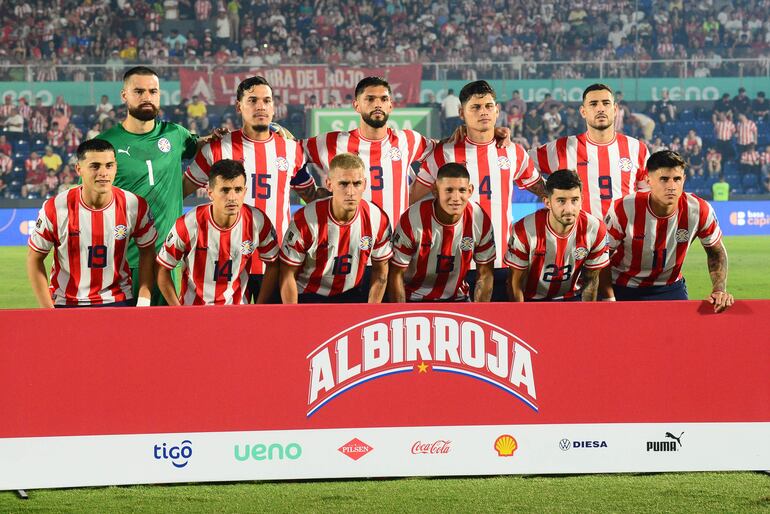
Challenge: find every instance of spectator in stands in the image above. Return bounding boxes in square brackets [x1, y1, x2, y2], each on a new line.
[57, 171, 76, 194]
[760, 145, 770, 179]
[28, 109, 48, 138]
[51, 108, 69, 131]
[47, 122, 65, 154]
[0, 95, 13, 121]
[3, 108, 24, 135]
[64, 124, 83, 155]
[752, 92, 769, 121]
[441, 89, 462, 135]
[523, 106, 543, 144]
[274, 94, 288, 122]
[736, 113, 758, 155]
[22, 152, 46, 198]
[712, 93, 733, 123]
[186, 95, 208, 131]
[44, 168, 59, 197]
[95, 95, 114, 122]
[543, 104, 564, 141]
[712, 175, 729, 201]
[688, 146, 705, 177]
[86, 121, 102, 141]
[629, 112, 655, 141]
[714, 112, 736, 161]
[508, 105, 524, 137]
[0, 135, 12, 156]
[0, 149, 13, 176]
[683, 129, 703, 155]
[732, 87, 752, 116]
[650, 137, 666, 153]
[739, 144, 761, 175]
[505, 90, 527, 118]
[31, 97, 48, 120]
[706, 147, 722, 177]
[51, 96, 71, 120]
[0, 177, 7, 198]
[651, 89, 676, 124]
[304, 94, 320, 112]
[41, 146, 62, 173]
[614, 91, 629, 133]
[17, 97, 31, 121]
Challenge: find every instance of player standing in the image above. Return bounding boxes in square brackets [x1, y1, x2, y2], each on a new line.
[279, 153, 392, 303]
[27, 139, 156, 308]
[157, 159, 279, 305]
[389, 162, 495, 302]
[185, 76, 317, 302]
[531, 83, 649, 219]
[97, 66, 224, 305]
[410, 80, 546, 301]
[601, 150, 734, 312]
[504, 170, 609, 302]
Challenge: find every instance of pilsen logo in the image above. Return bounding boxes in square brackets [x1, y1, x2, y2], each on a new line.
[306, 311, 538, 417]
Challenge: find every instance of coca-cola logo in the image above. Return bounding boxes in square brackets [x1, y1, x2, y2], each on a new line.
[411, 440, 452, 455]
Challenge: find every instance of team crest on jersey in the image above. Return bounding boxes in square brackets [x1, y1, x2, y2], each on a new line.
[497, 156, 511, 170]
[389, 147, 402, 161]
[359, 236, 374, 250]
[675, 229, 690, 243]
[573, 246, 589, 260]
[459, 236, 474, 251]
[241, 240, 255, 255]
[157, 137, 172, 153]
[618, 157, 634, 172]
[35, 217, 43, 230]
[114, 225, 128, 240]
[165, 232, 174, 244]
[275, 157, 290, 172]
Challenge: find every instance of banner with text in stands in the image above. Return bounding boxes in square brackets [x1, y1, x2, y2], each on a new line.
[180, 64, 422, 106]
[0, 301, 768, 490]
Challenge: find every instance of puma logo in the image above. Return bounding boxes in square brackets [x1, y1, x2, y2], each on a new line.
[117, 147, 131, 157]
[665, 431, 684, 447]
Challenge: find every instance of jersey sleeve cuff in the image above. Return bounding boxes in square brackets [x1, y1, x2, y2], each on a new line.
[474, 255, 496, 265]
[389, 258, 410, 268]
[155, 254, 177, 270]
[184, 169, 207, 187]
[701, 233, 723, 248]
[135, 233, 158, 248]
[291, 178, 315, 190]
[28, 240, 50, 254]
[415, 174, 435, 187]
[279, 253, 304, 266]
[371, 250, 394, 262]
[503, 256, 527, 269]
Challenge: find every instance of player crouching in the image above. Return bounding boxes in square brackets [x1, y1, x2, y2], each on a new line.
[279, 153, 393, 303]
[27, 139, 157, 308]
[389, 162, 496, 302]
[156, 159, 279, 305]
[505, 169, 609, 301]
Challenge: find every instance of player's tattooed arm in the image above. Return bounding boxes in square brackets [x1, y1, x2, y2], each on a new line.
[387, 265, 407, 303]
[598, 267, 615, 301]
[581, 268, 601, 302]
[368, 259, 389, 303]
[526, 177, 547, 200]
[196, 127, 229, 151]
[474, 262, 494, 302]
[296, 186, 330, 204]
[704, 241, 734, 313]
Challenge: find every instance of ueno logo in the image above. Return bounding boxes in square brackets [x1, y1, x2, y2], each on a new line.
[306, 311, 538, 416]
[411, 440, 452, 454]
[153, 440, 192, 468]
[234, 442, 302, 461]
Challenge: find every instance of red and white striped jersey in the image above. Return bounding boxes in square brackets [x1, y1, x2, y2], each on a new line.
[156, 204, 279, 305]
[605, 191, 722, 288]
[416, 137, 539, 268]
[185, 130, 312, 274]
[391, 198, 495, 301]
[302, 128, 434, 225]
[714, 120, 736, 141]
[27, 186, 157, 306]
[532, 133, 649, 220]
[504, 209, 609, 300]
[736, 120, 758, 145]
[47, 128, 64, 148]
[279, 198, 393, 297]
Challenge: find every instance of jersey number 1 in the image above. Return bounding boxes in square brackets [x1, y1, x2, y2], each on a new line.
[146, 160, 155, 186]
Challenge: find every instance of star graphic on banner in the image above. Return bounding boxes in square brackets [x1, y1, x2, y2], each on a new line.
[416, 362, 429, 373]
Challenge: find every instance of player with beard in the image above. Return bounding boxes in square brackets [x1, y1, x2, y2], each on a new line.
[97, 66, 225, 305]
[531, 84, 650, 219]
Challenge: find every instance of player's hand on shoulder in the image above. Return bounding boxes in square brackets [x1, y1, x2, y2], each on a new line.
[707, 290, 734, 313]
[493, 127, 512, 148]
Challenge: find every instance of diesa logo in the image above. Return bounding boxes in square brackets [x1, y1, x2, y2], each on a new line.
[153, 440, 192, 468]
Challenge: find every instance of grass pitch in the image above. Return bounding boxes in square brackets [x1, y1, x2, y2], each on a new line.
[1, 237, 768, 511]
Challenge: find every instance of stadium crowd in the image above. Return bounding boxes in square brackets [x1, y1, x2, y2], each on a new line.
[1, 0, 770, 79]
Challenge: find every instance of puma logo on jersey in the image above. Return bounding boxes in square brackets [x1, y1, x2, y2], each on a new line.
[117, 147, 131, 156]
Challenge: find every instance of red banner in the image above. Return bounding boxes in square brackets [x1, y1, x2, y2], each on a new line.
[0, 301, 768, 439]
[180, 64, 423, 106]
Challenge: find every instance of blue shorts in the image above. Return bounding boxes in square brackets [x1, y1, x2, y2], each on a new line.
[528, 294, 582, 302]
[298, 285, 369, 304]
[614, 279, 689, 301]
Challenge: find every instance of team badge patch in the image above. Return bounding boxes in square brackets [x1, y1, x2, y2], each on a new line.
[497, 156, 511, 170]
[389, 147, 402, 161]
[241, 240, 254, 255]
[459, 236, 474, 251]
[275, 157, 289, 172]
[675, 229, 690, 243]
[114, 225, 128, 240]
[35, 217, 43, 229]
[157, 138, 172, 153]
[573, 246, 589, 260]
[359, 236, 374, 250]
[166, 232, 174, 244]
[619, 157, 633, 172]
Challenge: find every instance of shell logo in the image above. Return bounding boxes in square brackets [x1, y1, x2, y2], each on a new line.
[494, 434, 518, 457]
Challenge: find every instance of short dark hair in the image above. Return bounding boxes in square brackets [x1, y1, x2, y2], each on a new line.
[208, 159, 247, 187]
[545, 170, 582, 195]
[354, 77, 391, 98]
[647, 150, 688, 173]
[459, 80, 496, 105]
[436, 162, 470, 181]
[77, 139, 115, 161]
[236, 76, 272, 101]
[123, 66, 159, 83]
[582, 83, 614, 102]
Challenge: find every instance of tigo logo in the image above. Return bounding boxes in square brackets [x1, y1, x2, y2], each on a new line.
[338, 438, 373, 461]
[234, 442, 302, 461]
[494, 435, 518, 457]
[153, 440, 192, 468]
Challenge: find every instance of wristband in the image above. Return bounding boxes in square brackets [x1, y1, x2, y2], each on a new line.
[136, 297, 151, 307]
[602, 297, 616, 302]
